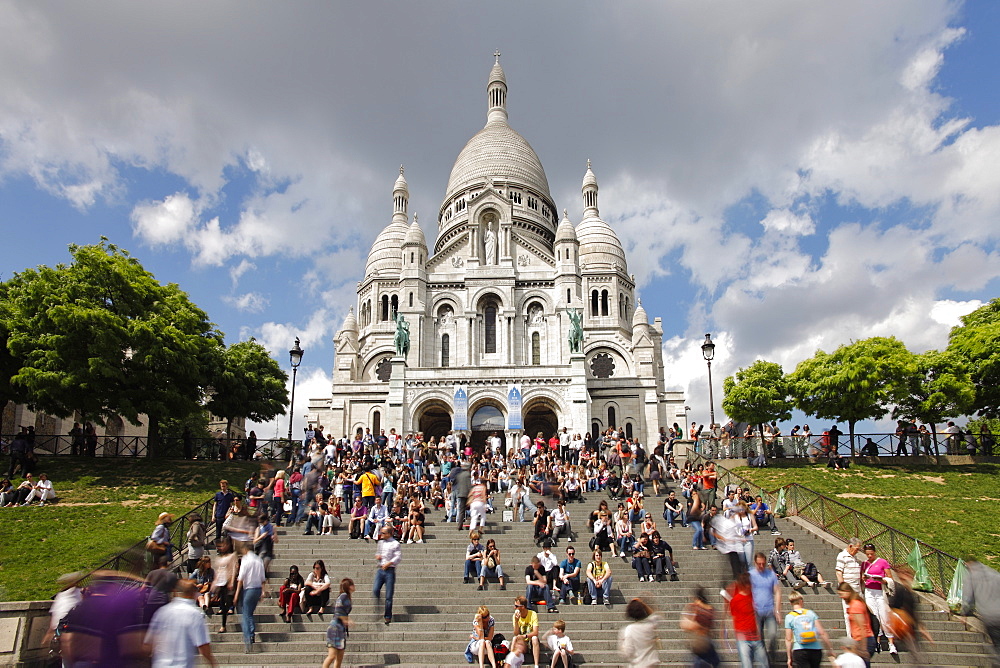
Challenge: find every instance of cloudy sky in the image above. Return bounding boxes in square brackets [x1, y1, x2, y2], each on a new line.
[2, 1, 998, 438]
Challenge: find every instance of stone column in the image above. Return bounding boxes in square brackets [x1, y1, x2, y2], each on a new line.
[568, 353, 590, 438]
[386, 357, 408, 435]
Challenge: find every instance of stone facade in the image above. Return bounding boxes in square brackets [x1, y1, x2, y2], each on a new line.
[308, 56, 684, 451]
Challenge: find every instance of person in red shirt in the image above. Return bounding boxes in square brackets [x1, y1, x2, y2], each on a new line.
[725, 571, 767, 668]
[702, 463, 718, 510]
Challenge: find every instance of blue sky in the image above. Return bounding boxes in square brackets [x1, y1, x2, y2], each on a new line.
[1, 2, 998, 438]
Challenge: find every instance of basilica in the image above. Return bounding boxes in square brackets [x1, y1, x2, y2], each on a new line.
[308, 56, 684, 451]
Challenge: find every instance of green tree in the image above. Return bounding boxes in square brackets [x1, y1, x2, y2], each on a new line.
[892, 349, 975, 455]
[947, 297, 1000, 418]
[1, 240, 222, 454]
[205, 338, 288, 447]
[788, 337, 914, 455]
[722, 360, 792, 455]
[0, 282, 26, 409]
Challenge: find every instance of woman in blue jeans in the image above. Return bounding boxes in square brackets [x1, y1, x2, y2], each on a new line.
[689, 489, 707, 549]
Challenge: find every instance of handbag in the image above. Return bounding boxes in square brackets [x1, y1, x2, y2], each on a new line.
[485, 554, 497, 570]
[146, 539, 166, 554]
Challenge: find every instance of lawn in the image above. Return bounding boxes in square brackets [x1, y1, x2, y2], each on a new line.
[0, 457, 262, 602]
[732, 461, 1000, 566]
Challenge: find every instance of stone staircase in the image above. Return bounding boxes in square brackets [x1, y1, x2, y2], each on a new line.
[208, 496, 991, 667]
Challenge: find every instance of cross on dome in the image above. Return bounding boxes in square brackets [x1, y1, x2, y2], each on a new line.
[494, 49, 501, 63]
[399, 165, 404, 175]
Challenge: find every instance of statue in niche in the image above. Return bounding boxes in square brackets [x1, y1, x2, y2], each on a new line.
[529, 305, 543, 325]
[439, 307, 454, 326]
[567, 308, 583, 354]
[484, 219, 497, 266]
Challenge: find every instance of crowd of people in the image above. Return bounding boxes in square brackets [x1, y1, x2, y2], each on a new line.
[36, 418, 1000, 668]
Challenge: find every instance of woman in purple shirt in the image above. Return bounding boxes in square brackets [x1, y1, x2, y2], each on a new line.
[861, 543, 897, 655]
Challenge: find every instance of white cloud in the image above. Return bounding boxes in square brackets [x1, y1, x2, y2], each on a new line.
[228, 259, 255, 287]
[247, 366, 332, 440]
[760, 209, 814, 236]
[130, 192, 198, 245]
[251, 307, 335, 361]
[223, 292, 268, 313]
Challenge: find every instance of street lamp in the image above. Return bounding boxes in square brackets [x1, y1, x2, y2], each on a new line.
[287, 337, 304, 443]
[701, 333, 716, 429]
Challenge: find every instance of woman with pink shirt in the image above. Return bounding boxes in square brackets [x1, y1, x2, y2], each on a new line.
[861, 543, 897, 655]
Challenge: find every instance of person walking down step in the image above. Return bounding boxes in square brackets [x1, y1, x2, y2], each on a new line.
[373, 524, 401, 624]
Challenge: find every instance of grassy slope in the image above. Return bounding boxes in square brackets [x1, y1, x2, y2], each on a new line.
[733, 462, 1000, 565]
[0, 457, 261, 602]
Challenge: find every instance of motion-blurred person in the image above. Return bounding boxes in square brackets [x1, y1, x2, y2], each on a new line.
[834, 538, 864, 630]
[837, 584, 876, 667]
[61, 572, 147, 667]
[42, 572, 83, 665]
[373, 523, 401, 624]
[860, 543, 896, 654]
[886, 568, 933, 665]
[143, 555, 179, 623]
[208, 539, 236, 633]
[960, 560, 1000, 667]
[749, 552, 782, 661]
[722, 571, 767, 668]
[144, 579, 218, 668]
[681, 587, 720, 668]
[322, 578, 354, 668]
[185, 513, 207, 575]
[619, 598, 661, 668]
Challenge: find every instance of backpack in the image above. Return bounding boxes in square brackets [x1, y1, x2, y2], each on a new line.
[492, 633, 509, 661]
[789, 609, 818, 644]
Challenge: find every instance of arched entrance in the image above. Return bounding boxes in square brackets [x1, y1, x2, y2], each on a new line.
[523, 397, 560, 443]
[470, 404, 506, 452]
[414, 400, 452, 443]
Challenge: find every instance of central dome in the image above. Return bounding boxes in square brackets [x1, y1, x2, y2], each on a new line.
[444, 119, 551, 203]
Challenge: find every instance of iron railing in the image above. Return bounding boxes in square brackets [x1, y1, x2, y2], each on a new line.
[1, 433, 291, 460]
[77, 498, 215, 589]
[689, 432, 994, 459]
[684, 451, 964, 599]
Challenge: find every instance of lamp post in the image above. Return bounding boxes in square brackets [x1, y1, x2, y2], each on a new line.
[701, 333, 716, 429]
[287, 337, 304, 444]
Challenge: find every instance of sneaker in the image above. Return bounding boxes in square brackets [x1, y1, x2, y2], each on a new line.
[407, 539, 414, 544]
[477, 585, 484, 591]
[888, 641, 897, 655]
[567, 538, 572, 542]
[591, 600, 598, 606]
[500, 583, 506, 590]
[667, 523, 674, 528]
[692, 546, 701, 550]
[604, 602, 612, 608]
[771, 530, 781, 535]
[416, 539, 424, 543]
[39, 501, 46, 506]
[548, 607, 558, 613]
[670, 574, 679, 581]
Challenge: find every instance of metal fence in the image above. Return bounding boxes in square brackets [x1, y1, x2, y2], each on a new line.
[77, 498, 214, 588]
[684, 451, 962, 599]
[1, 433, 291, 460]
[690, 431, 994, 459]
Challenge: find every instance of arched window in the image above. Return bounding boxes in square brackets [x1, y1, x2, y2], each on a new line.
[601, 290, 609, 316]
[381, 295, 389, 321]
[619, 294, 624, 318]
[484, 303, 497, 354]
[531, 332, 540, 365]
[625, 423, 633, 440]
[409, 292, 413, 308]
[608, 406, 616, 430]
[591, 290, 599, 317]
[372, 410, 381, 435]
[410, 252, 414, 263]
[391, 295, 399, 319]
[441, 334, 450, 367]
[592, 421, 600, 438]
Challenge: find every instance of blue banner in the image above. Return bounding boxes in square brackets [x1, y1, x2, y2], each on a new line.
[507, 384, 522, 430]
[453, 385, 468, 430]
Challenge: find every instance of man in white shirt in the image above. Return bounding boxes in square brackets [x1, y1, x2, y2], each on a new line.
[234, 548, 266, 652]
[144, 579, 218, 668]
[23, 472, 55, 505]
[834, 537, 863, 628]
[374, 525, 402, 624]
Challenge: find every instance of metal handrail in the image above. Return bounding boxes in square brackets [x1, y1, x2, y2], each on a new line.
[688, 432, 994, 458]
[77, 499, 214, 588]
[683, 451, 963, 598]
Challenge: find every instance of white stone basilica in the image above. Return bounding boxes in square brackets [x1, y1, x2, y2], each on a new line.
[308, 56, 684, 451]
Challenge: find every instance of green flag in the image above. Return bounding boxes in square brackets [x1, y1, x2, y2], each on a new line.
[947, 560, 967, 613]
[907, 540, 933, 592]
[775, 487, 787, 516]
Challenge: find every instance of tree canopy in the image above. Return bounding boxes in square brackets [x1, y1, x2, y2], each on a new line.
[892, 349, 975, 442]
[1, 240, 223, 451]
[205, 338, 289, 439]
[788, 336, 914, 453]
[722, 360, 791, 445]
[947, 297, 1000, 419]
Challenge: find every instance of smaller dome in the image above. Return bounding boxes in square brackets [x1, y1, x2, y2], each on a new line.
[632, 300, 648, 327]
[577, 216, 626, 271]
[489, 61, 506, 87]
[582, 160, 598, 190]
[394, 165, 408, 196]
[555, 209, 577, 244]
[364, 220, 409, 276]
[404, 216, 427, 248]
[341, 307, 358, 333]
